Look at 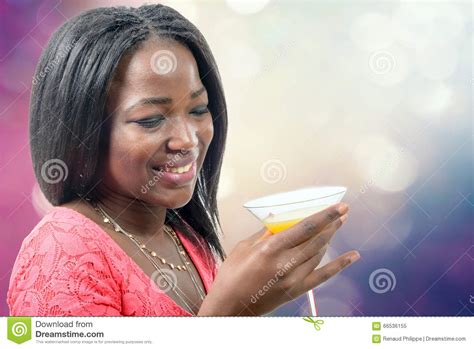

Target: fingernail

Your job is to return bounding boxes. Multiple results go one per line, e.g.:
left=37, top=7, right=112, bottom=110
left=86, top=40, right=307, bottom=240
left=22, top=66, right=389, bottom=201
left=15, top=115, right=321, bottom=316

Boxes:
left=337, top=203, right=349, bottom=215
left=349, top=252, right=360, bottom=263
left=340, top=214, right=348, bottom=223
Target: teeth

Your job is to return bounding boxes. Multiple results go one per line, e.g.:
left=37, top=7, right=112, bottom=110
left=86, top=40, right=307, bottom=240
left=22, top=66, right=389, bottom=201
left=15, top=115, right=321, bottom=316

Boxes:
left=161, top=162, right=193, bottom=174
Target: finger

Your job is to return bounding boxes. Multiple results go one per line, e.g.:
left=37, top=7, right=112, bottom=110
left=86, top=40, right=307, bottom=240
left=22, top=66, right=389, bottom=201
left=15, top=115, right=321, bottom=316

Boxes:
left=302, top=250, right=360, bottom=291
left=273, top=203, right=349, bottom=250
left=292, top=243, right=329, bottom=280
left=294, top=214, right=347, bottom=264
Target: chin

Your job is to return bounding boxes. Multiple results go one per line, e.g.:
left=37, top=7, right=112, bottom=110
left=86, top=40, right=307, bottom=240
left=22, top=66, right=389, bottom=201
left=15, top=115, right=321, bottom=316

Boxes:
left=141, top=185, right=196, bottom=209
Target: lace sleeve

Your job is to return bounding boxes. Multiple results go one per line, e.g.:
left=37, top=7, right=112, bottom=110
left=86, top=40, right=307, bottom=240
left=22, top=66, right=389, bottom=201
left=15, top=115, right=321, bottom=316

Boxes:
left=8, top=220, right=122, bottom=316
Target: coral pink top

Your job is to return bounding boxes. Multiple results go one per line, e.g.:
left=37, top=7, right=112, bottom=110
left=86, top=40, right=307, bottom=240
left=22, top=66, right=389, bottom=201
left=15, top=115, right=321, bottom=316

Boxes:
left=7, top=206, right=218, bottom=316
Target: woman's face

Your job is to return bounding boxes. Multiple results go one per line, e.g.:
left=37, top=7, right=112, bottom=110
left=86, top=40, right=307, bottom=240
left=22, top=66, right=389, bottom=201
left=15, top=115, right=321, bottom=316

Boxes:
left=100, top=38, right=213, bottom=208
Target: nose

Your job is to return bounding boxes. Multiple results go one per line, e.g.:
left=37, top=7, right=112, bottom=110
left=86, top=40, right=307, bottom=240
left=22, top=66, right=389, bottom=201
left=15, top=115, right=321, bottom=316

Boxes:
left=166, top=116, right=199, bottom=151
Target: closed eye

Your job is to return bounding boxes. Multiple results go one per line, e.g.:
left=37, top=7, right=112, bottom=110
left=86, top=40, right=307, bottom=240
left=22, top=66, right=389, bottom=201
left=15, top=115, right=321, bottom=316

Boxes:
left=190, top=105, right=210, bottom=116
left=135, top=116, right=164, bottom=128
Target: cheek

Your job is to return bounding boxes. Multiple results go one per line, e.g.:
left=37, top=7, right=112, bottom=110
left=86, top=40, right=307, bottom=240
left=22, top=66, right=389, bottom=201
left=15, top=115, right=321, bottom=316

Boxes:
left=106, top=124, right=153, bottom=174
left=201, top=117, right=214, bottom=146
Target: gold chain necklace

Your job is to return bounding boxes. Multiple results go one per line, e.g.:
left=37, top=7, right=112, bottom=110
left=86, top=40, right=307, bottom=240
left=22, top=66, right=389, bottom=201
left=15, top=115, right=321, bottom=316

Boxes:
left=88, top=199, right=206, bottom=314
left=163, top=225, right=207, bottom=300
left=100, top=209, right=189, bottom=271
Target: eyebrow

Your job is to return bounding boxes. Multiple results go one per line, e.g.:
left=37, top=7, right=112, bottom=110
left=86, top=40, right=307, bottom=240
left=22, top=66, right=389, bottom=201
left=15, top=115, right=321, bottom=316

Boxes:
left=125, top=87, right=207, bottom=113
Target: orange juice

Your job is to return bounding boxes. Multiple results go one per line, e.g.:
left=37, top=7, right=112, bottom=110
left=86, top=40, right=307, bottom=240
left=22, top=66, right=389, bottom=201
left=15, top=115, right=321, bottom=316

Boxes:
left=262, top=205, right=330, bottom=234
left=263, top=216, right=304, bottom=233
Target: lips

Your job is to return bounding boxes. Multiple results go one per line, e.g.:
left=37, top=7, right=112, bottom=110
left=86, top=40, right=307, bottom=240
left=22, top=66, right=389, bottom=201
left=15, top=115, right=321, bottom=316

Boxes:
left=152, top=155, right=198, bottom=171
left=151, top=160, right=197, bottom=186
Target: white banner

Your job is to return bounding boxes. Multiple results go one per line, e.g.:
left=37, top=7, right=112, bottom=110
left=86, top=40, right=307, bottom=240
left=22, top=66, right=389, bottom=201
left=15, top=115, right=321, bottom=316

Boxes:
left=2, top=316, right=472, bottom=348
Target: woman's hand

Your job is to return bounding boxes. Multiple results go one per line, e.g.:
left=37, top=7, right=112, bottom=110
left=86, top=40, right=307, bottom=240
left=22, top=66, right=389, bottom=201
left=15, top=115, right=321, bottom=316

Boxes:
left=198, top=202, right=360, bottom=316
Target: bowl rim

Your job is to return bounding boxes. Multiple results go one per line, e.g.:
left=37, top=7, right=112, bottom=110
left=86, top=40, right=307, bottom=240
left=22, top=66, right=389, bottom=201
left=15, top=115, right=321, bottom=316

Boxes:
left=243, top=186, right=347, bottom=209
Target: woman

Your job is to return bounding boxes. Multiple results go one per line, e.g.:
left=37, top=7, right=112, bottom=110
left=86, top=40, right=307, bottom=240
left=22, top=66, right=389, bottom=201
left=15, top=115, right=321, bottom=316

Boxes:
left=8, top=4, right=359, bottom=316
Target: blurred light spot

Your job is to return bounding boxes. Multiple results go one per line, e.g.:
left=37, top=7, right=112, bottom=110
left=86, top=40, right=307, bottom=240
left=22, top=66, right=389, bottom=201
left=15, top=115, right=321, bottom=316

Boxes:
left=409, top=82, right=454, bottom=117
left=341, top=214, right=413, bottom=252
left=356, top=82, right=404, bottom=116
left=391, top=4, right=435, bottom=48
left=162, top=0, right=198, bottom=23
left=391, top=3, right=466, bottom=49
left=226, top=0, right=271, bottom=15
left=355, top=136, right=418, bottom=192
left=223, top=42, right=261, bottom=79
left=350, top=13, right=394, bottom=50
left=416, top=43, right=458, bottom=81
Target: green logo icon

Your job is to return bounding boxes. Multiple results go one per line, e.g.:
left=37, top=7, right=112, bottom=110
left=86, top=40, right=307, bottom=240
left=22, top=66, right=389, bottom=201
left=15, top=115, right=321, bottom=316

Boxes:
left=302, top=317, right=324, bottom=331
left=7, top=317, right=32, bottom=344
left=372, top=322, right=381, bottom=330
left=372, top=334, right=381, bottom=344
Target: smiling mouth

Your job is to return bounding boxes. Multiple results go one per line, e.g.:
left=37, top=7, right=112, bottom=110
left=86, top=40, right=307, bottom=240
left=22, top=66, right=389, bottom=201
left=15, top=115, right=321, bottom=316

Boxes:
left=152, top=162, right=194, bottom=174
left=153, top=162, right=193, bottom=173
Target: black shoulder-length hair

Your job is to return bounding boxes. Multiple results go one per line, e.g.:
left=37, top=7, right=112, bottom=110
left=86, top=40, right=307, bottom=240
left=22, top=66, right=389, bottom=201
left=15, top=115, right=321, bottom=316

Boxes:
left=29, top=4, right=227, bottom=260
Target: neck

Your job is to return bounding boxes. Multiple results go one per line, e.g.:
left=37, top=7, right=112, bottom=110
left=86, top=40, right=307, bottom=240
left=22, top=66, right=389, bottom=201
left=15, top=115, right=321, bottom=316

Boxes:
left=92, top=188, right=167, bottom=239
